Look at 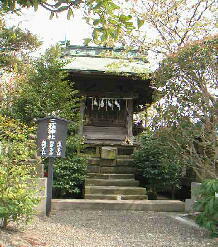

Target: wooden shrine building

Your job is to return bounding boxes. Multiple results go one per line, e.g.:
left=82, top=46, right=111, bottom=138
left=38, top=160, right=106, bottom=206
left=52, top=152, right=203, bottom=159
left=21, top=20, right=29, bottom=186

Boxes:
left=64, top=46, right=153, bottom=146
left=63, top=45, right=154, bottom=200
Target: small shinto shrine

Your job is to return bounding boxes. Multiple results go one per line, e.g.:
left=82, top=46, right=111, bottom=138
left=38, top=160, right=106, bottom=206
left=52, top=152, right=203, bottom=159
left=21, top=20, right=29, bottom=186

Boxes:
left=64, top=46, right=154, bottom=200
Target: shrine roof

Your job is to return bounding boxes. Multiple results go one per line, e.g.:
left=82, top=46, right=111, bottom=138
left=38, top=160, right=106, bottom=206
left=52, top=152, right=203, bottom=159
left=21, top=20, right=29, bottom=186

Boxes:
left=62, top=45, right=149, bottom=75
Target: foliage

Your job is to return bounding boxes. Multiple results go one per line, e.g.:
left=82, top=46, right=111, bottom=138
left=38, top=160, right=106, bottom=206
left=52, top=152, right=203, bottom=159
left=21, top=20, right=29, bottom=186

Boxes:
left=128, top=0, right=216, bottom=55
left=148, top=35, right=217, bottom=181
left=9, top=45, right=80, bottom=127
left=52, top=132, right=87, bottom=198
left=0, top=0, right=82, bottom=13
left=133, top=131, right=183, bottom=198
left=53, top=154, right=87, bottom=198
left=0, top=15, right=41, bottom=72
left=84, top=0, right=134, bottom=46
left=0, top=114, right=36, bottom=157
left=1, top=0, right=135, bottom=46
left=194, top=179, right=218, bottom=237
left=0, top=23, right=84, bottom=198
left=2, top=0, right=216, bottom=50
left=0, top=14, right=41, bottom=115
left=0, top=115, right=39, bottom=228
left=0, top=162, right=39, bottom=228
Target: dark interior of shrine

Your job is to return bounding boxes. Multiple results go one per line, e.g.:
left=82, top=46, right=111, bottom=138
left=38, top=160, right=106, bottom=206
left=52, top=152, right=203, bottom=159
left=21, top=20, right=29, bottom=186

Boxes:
left=68, top=71, right=154, bottom=144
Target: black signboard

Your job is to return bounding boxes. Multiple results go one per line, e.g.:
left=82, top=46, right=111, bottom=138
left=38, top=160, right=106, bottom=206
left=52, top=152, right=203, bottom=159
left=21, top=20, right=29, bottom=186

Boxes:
left=36, top=116, right=69, bottom=216
left=36, top=117, right=68, bottom=158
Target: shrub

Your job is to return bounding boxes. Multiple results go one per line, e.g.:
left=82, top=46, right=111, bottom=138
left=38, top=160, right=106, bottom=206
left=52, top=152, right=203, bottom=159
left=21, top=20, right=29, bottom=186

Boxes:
left=0, top=162, right=39, bottom=228
left=133, top=131, right=182, bottom=199
left=53, top=154, right=87, bottom=198
left=0, top=115, right=40, bottom=228
left=194, top=179, right=218, bottom=237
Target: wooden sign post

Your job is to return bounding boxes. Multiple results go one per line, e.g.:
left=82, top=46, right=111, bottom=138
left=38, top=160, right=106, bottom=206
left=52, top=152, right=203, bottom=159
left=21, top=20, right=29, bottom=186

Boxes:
left=36, top=117, right=69, bottom=216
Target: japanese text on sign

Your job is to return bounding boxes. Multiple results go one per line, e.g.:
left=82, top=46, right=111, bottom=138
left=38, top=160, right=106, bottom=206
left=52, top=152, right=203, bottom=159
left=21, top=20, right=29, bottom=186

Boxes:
left=37, top=117, right=68, bottom=158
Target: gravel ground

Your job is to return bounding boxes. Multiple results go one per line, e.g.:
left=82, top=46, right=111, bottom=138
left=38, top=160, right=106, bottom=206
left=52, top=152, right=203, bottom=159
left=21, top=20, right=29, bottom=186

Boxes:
left=0, top=210, right=217, bottom=247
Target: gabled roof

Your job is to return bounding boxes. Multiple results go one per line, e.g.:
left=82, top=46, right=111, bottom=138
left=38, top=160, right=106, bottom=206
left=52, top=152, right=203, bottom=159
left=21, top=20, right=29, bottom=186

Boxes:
left=62, top=45, right=149, bottom=75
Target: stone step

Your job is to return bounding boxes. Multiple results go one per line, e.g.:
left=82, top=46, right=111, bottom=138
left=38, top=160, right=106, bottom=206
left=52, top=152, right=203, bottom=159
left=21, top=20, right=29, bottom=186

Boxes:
left=87, top=166, right=136, bottom=174
left=117, top=155, right=133, bottom=159
left=85, top=186, right=146, bottom=195
left=88, top=158, right=101, bottom=165
left=85, top=179, right=139, bottom=187
left=87, top=173, right=135, bottom=179
left=116, top=159, right=134, bottom=166
left=85, top=194, right=120, bottom=200
left=121, top=195, right=148, bottom=200
left=52, top=199, right=185, bottom=212
left=85, top=194, right=148, bottom=200
left=88, top=158, right=134, bottom=167
left=100, top=166, right=136, bottom=174
left=87, top=165, right=100, bottom=173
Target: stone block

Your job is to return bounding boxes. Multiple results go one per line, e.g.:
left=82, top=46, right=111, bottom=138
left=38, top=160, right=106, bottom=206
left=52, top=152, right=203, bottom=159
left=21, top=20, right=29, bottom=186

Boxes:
left=88, top=158, right=101, bottom=165
left=36, top=178, right=47, bottom=216
left=36, top=197, right=46, bottom=216
left=116, top=159, right=133, bottom=166
left=101, top=147, right=117, bottom=159
left=185, top=199, right=195, bottom=212
left=191, top=182, right=201, bottom=200
left=51, top=199, right=185, bottom=212
left=87, top=165, right=100, bottom=173
left=96, top=147, right=101, bottom=157
left=185, top=182, right=202, bottom=213
left=100, top=159, right=116, bottom=166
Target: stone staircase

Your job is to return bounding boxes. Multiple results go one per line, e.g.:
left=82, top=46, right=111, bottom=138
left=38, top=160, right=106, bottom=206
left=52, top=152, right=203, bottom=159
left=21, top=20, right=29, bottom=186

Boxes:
left=85, top=173, right=147, bottom=200
left=51, top=146, right=185, bottom=212
left=84, top=146, right=147, bottom=200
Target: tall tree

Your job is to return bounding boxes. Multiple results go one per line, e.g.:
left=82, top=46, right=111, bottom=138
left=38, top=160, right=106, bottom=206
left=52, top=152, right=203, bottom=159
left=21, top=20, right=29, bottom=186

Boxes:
left=0, top=14, right=41, bottom=112
left=149, top=35, right=217, bottom=180
left=9, top=46, right=80, bottom=126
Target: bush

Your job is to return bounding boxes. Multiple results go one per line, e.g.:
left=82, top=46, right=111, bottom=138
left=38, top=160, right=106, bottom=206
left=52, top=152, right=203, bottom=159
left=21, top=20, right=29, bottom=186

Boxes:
left=194, top=179, right=218, bottom=237
left=53, top=154, right=87, bottom=198
left=133, top=132, right=182, bottom=199
left=0, top=163, right=39, bottom=228
left=0, top=115, right=40, bottom=228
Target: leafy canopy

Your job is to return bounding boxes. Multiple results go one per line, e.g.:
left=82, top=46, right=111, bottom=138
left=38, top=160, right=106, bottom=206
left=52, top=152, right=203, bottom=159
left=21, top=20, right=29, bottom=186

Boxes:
left=9, top=45, right=80, bottom=126
left=149, top=35, right=217, bottom=180
left=1, top=0, right=136, bottom=45
left=0, top=15, right=41, bottom=72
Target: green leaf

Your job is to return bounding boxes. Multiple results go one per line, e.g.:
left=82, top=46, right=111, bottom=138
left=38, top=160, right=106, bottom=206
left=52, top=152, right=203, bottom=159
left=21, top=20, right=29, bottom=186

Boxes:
left=93, top=19, right=101, bottom=26
left=33, top=0, right=39, bottom=11
left=58, top=6, right=69, bottom=12
left=101, top=30, right=108, bottom=42
left=119, top=14, right=132, bottom=22
left=108, top=1, right=120, bottom=11
left=83, top=38, right=92, bottom=46
left=67, top=8, right=74, bottom=20
left=137, top=18, right=145, bottom=29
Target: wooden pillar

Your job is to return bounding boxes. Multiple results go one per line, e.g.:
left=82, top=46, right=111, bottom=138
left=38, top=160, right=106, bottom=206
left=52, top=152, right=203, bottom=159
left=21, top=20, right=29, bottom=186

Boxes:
left=126, top=99, right=133, bottom=138
left=78, top=99, right=85, bottom=136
